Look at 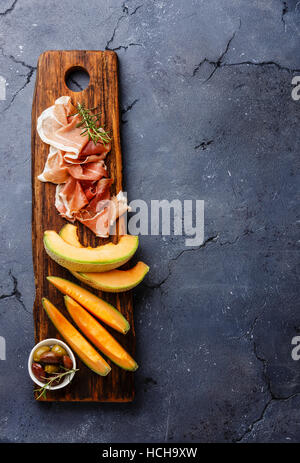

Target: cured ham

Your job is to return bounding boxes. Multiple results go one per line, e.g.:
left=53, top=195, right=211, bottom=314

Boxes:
left=38, top=147, right=70, bottom=184
left=75, top=190, right=128, bottom=237
left=80, top=139, right=111, bottom=157
left=67, top=161, right=107, bottom=181
left=37, top=96, right=88, bottom=157
left=37, top=96, right=128, bottom=237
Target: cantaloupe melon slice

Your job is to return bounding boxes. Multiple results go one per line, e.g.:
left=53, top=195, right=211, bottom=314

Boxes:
left=42, top=298, right=111, bottom=376
left=71, top=262, right=149, bottom=293
left=59, top=224, right=83, bottom=248
left=44, top=230, right=138, bottom=272
left=58, top=226, right=149, bottom=292
left=65, top=296, right=138, bottom=371
left=47, top=276, right=130, bottom=334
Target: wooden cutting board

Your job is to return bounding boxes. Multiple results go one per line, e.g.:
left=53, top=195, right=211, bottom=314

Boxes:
left=31, top=50, right=135, bottom=401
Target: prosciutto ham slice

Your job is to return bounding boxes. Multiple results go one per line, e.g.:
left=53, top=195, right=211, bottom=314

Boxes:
left=75, top=188, right=128, bottom=237
left=37, top=96, right=88, bottom=157
left=38, top=146, right=70, bottom=184
left=55, top=178, right=116, bottom=237
left=67, top=161, right=107, bottom=181
left=37, top=96, right=128, bottom=237
left=38, top=147, right=109, bottom=184
left=55, top=177, right=89, bottom=218
left=80, top=139, right=111, bottom=157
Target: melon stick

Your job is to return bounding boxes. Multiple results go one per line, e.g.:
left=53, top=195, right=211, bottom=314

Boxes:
left=42, top=298, right=111, bottom=376
left=65, top=296, right=138, bottom=371
left=47, top=276, right=130, bottom=334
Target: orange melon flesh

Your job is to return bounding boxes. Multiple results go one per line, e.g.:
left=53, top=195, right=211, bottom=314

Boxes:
left=44, top=230, right=139, bottom=272
left=58, top=226, right=149, bottom=293
left=47, top=276, right=130, bottom=334
left=65, top=296, right=138, bottom=371
left=42, top=298, right=111, bottom=376
left=72, top=262, right=150, bottom=293
left=59, top=224, right=83, bottom=248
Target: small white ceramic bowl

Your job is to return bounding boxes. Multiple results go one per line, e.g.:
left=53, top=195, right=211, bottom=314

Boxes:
left=28, top=338, right=76, bottom=391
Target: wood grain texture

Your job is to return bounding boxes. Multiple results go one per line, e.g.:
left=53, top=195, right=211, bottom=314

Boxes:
left=32, top=50, right=135, bottom=402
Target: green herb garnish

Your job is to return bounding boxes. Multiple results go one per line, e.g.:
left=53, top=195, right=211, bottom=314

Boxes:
left=34, top=367, right=79, bottom=400
left=74, top=103, right=111, bottom=146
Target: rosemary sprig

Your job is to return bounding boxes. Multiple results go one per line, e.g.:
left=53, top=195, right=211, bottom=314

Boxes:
left=74, top=103, right=111, bottom=146
left=34, top=367, right=79, bottom=400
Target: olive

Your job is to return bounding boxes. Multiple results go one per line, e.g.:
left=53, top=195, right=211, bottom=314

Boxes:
left=33, top=345, right=50, bottom=362
left=51, top=344, right=67, bottom=357
left=44, top=364, right=60, bottom=374
left=32, top=362, right=46, bottom=382
left=39, top=351, right=61, bottom=364
left=62, top=355, right=73, bottom=370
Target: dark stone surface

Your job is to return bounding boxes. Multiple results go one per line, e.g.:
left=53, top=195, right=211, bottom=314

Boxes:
left=0, top=0, right=299, bottom=443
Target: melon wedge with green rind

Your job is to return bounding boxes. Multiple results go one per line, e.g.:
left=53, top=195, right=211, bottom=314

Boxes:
left=65, top=296, right=138, bottom=371
left=71, top=262, right=150, bottom=293
left=47, top=276, right=130, bottom=334
left=42, top=298, right=111, bottom=376
left=43, top=230, right=139, bottom=272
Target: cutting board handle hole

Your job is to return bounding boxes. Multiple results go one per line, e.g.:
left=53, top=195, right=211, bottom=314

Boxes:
left=65, top=66, right=90, bottom=92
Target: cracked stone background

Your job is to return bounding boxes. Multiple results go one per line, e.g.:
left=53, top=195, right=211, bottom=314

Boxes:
left=0, top=0, right=299, bottom=443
